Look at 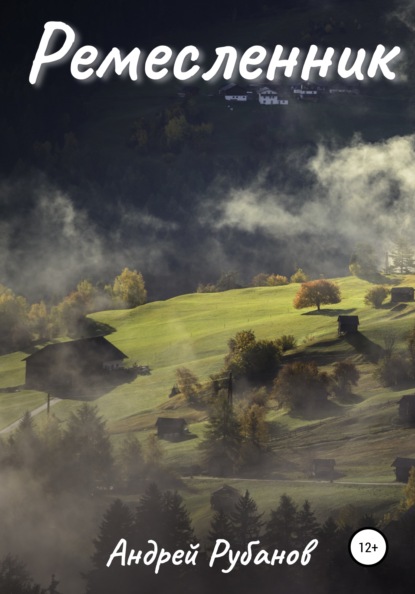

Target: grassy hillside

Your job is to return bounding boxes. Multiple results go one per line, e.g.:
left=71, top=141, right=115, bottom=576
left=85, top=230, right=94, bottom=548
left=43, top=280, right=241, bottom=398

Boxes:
left=2, top=274, right=415, bottom=520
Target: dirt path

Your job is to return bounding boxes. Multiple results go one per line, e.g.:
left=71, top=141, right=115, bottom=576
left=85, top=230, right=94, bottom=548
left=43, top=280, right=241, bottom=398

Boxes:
left=0, top=397, right=60, bottom=434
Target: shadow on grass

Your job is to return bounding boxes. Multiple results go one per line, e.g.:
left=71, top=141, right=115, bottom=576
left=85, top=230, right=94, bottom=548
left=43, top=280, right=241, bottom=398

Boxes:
left=289, top=399, right=343, bottom=421
left=82, top=318, right=117, bottom=337
left=301, top=308, right=356, bottom=317
left=284, top=338, right=352, bottom=366
left=159, top=433, right=198, bottom=443
left=32, top=368, right=140, bottom=401
left=344, top=333, right=384, bottom=363
left=335, top=391, right=363, bottom=405
left=0, top=385, right=25, bottom=394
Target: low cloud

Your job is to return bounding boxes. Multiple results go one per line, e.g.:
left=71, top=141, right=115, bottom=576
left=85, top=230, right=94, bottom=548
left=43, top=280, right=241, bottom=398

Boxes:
left=202, top=134, right=415, bottom=266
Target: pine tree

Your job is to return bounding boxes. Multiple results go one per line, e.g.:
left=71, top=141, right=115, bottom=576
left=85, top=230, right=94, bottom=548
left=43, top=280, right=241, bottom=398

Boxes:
left=230, top=491, right=263, bottom=549
left=402, top=466, right=415, bottom=511
left=318, top=517, right=340, bottom=554
left=207, top=510, right=234, bottom=551
left=91, top=499, right=134, bottom=568
left=134, top=482, right=165, bottom=545
left=297, top=500, right=320, bottom=548
left=200, top=393, right=242, bottom=475
left=118, top=434, right=144, bottom=489
left=162, top=490, right=196, bottom=550
left=9, top=411, right=40, bottom=470
left=62, top=403, right=114, bottom=492
left=391, top=238, right=415, bottom=274
left=86, top=499, right=134, bottom=594
left=264, top=494, right=298, bottom=550
left=0, top=554, right=45, bottom=594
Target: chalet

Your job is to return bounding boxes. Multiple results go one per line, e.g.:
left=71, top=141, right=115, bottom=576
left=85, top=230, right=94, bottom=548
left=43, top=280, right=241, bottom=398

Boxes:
left=222, top=84, right=249, bottom=101
left=258, top=87, right=289, bottom=105
left=156, top=417, right=188, bottom=440
left=210, top=484, right=241, bottom=512
left=391, top=287, right=414, bottom=303
left=392, top=457, right=415, bottom=482
left=337, top=315, right=359, bottom=336
left=24, top=336, right=128, bottom=391
left=329, top=85, right=359, bottom=95
left=399, top=395, right=415, bottom=424
left=312, top=458, right=336, bottom=478
left=291, top=83, right=318, bottom=96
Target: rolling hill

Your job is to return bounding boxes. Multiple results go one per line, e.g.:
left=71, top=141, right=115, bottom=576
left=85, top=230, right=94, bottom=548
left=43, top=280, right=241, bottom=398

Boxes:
left=1, top=274, right=415, bottom=523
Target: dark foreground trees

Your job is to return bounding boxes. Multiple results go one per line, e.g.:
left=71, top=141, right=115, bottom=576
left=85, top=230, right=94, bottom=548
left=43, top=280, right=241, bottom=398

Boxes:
left=85, top=485, right=196, bottom=594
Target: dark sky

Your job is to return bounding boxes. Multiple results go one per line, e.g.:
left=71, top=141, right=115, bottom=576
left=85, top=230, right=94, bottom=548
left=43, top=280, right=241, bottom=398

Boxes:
left=1, top=0, right=414, bottom=300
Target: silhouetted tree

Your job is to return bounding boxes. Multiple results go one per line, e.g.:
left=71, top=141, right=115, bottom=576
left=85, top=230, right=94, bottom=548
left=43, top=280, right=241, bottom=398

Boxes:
left=230, top=490, right=263, bottom=549
left=297, top=500, right=320, bottom=548
left=118, top=434, right=144, bottom=490
left=207, top=510, right=234, bottom=550
left=200, top=393, right=242, bottom=475
left=265, top=494, right=298, bottom=550
left=0, top=554, right=45, bottom=594
left=86, top=499, right=134, bottom=594
left=62, top=403, right=114, bottom=492
left=162, top=490, right=196, bottom=549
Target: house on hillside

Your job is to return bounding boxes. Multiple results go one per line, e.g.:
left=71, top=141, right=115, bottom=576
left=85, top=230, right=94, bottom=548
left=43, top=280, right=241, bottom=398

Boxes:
left=391, top=287, right=414, bottom=303
left=258, top=87, right=289, bottom=105
left=24, top=336, right=128, bottom=391
left=222, top=84, right=249, bottom=101
left=312, top=458, right=336, bottom=479
left=210, top=484, right=241, bottom=512
left=337, top=315, right=359, bottom=336
left=156, top=417, right=188, bottom=440
left=392, top=457, right=415, bottom=482
left=399, top=395, right=415, bottom=424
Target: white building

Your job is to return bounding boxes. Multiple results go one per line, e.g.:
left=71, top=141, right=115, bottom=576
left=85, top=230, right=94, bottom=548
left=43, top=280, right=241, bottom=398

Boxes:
left=258, top=88, right=289, bottom=105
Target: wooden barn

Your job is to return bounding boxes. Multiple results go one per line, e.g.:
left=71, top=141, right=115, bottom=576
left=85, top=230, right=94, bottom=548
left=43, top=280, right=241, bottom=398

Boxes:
left=312, top=458, right=336, bottom=478
left=24, top=336, right=128, bottom=391
left=391, top=287, right=414, bottom=303
left=210, top=485, right=241, bottom=512
left=337, top=315, right=359, bottom=336
left=399, top=395, right=415, bottom=424
left=156, top=417, right=188, bottom=440
left=392, top=457, right=415, bottom=482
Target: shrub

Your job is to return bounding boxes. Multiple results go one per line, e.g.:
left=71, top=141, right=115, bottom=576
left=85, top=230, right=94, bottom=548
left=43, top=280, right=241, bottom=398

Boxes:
left=273, top=361, right=330, bottom=412
left=332, top=361, right=360, bottom=397
left=374, top=354, right=410, bottom=387
left=364, top=286, right=389, bottom=308
left=290, top=268, right=308, bottom=283
left=251, top=273, right=269, bottom=287
left=267, top=274, right=289, bottom=286
left=275, top=334, right=297, bottom=352
left=225, top=330, right=281, bottom=385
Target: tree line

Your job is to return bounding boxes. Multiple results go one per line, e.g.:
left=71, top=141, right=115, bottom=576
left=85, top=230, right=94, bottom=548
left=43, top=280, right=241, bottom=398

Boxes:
left=0, top=268, right=146, bottom=352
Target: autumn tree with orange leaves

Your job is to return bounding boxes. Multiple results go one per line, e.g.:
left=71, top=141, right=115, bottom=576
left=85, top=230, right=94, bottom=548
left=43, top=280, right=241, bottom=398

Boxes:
left=293, top=279, right=341, bottom=311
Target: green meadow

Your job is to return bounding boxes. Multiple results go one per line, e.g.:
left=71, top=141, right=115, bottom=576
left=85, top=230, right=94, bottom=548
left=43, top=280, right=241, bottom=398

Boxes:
left=1, top=274, right=415, bottom=520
